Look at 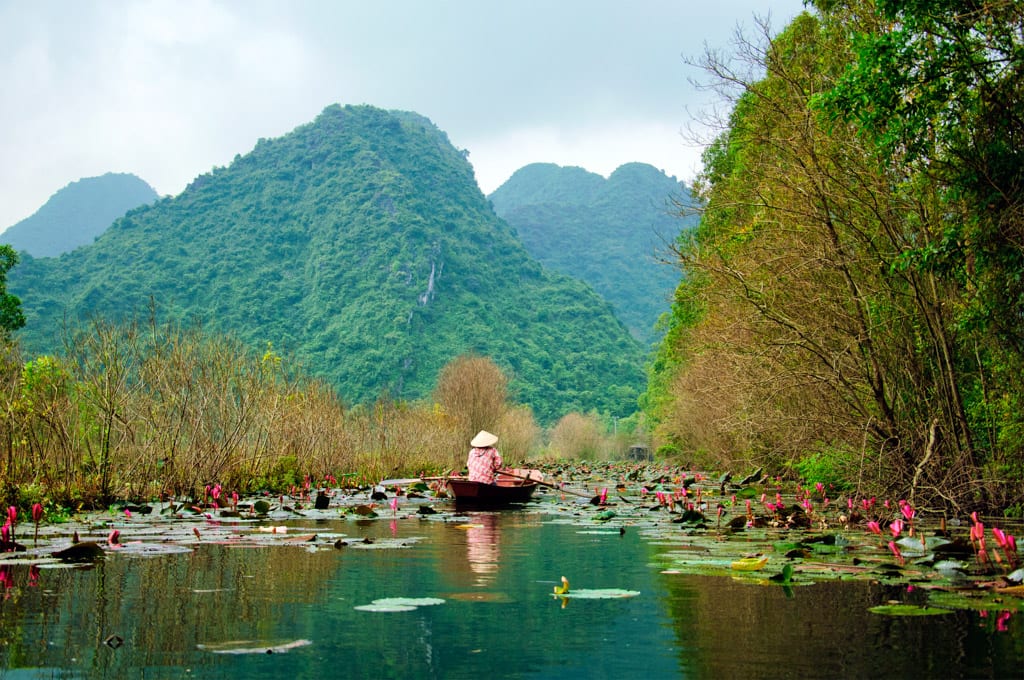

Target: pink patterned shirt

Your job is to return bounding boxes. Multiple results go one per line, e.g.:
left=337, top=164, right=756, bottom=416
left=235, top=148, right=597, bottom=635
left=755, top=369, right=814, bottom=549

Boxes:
left=467, top=447, right=503, bottom=483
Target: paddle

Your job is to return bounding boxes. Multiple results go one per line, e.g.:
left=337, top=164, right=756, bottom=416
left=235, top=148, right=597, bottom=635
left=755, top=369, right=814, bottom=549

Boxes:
left=496, top=470, right=595, bottom=500
left=378, top=476, right=449, bottom=487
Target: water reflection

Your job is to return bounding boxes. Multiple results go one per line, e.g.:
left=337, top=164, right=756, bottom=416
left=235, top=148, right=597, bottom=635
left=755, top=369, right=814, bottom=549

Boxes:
left=0, top=514, right=1021, bottom=679
left=464, top=513, right=500, bottom=586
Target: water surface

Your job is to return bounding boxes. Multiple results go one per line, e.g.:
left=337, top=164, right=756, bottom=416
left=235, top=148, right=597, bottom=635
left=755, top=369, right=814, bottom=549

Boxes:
left=0, top=509, right=1021, bottom=678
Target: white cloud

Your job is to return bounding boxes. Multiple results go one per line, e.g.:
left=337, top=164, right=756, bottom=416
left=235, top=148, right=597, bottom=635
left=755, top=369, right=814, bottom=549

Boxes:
left=0, top=0, right=807, bottom=229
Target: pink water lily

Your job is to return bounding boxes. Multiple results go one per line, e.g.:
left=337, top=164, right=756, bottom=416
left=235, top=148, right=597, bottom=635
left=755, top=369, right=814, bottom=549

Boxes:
left=889, top=519, right=904, bottom=538
left=32, top=503, right=44, bottom=546
left=887, top=541, right=904, bottom=564
left=898, top=500, right=915, bottom=521
left=992, top=526, right=1007, bottom=547
left=867, top=521, right=882, bottom=535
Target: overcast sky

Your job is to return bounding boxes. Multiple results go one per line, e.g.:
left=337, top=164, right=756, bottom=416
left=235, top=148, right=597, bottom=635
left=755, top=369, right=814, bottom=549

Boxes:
left=0, top=0, right=807, bottom=230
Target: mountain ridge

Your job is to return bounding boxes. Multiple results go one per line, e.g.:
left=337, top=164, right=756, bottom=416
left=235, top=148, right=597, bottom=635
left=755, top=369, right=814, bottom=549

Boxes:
left=1, top=173, right=158, bottom=257
left=10, top=104, right=645, bottom=422
left=489, top=161, right=694, bottom=345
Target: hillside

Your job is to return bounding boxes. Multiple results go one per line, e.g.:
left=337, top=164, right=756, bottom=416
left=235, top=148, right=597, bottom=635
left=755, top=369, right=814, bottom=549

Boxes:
left=489, top=162, right=695, bottom=346
left=1, top=173, right=158, bottom=257
left=10, top=105, right=645, bottom=423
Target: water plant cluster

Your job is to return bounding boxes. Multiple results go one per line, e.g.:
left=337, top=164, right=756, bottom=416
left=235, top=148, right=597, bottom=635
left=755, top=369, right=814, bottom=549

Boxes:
left=1, top=461, right=1021, bottom=629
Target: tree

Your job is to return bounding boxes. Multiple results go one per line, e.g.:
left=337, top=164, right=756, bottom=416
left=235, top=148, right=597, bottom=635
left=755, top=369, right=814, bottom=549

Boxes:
left=0, top=246, right=25, bottom=336
left=432, top=354, right=510, bottom=438
left=648, top=5, right=999, bottom=507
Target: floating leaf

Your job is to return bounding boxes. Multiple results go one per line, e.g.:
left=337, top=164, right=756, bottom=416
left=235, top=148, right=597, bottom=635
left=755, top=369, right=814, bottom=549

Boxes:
left=731, top=556, right=769, bottom=571
left=355, top=597, right=444, bottom=612
left=553, top=588, right=640, bottom=599
left=372, top=597, right=444, bottom=607
left=198, top=639, right=312, bottom=654
left=869, top=604, right=952, bottom=617
left=927, top=590, right=1024, bottom=612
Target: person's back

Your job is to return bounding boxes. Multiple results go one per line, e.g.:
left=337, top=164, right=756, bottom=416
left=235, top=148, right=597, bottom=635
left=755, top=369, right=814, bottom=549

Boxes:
left=466, top=430, right=503, bottom=483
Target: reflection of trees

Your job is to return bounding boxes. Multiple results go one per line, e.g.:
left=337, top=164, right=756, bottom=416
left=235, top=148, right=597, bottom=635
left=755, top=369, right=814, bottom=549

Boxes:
left=660, top=574, right=1020, bottom=678
left=0, top=544, right=341, bottom=675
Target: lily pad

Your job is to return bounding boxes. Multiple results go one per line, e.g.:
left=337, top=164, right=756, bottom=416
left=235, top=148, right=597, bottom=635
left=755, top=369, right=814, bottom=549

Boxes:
left=731, top=556, right=769, bottom=571
left=198, top=639, right=312, bottom=654
left=553, top=588, right=640, bottom=599
left=355, top=597, right=445, bottom=612
left=869, top=604, right=952, bottom=617
left=927, top=590, right=1024, bottom=612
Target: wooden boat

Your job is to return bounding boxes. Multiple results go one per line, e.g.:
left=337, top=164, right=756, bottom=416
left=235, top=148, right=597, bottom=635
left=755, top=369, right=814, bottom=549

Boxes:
left=447, top=471, right=540, bottom=507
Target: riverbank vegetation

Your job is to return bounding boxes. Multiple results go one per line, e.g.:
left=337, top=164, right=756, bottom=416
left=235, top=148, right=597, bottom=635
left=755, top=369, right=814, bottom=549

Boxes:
left=0, top=318, right=639, bottom=511
left=645, top=0, right=1024, bottom=514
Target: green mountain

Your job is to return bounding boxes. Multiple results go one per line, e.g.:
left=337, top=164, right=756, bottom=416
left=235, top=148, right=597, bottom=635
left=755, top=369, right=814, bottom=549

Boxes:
left=10, top=105, right=645, bottom=422
left=488, top=162, right=695, bottom=346
left=1, top=173, right=158, bottom=257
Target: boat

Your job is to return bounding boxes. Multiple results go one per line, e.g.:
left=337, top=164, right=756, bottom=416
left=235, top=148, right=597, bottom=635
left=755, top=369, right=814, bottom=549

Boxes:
left=447, top=470, right=541, bottom=507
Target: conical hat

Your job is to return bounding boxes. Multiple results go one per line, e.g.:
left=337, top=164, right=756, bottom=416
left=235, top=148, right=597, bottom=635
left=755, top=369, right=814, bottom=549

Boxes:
left=470, top=430, right=498, bottom=447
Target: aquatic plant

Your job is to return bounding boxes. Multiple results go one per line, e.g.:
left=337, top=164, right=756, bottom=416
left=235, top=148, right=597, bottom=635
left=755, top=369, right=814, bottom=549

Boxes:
left=31, top=502, right=42, bottom=545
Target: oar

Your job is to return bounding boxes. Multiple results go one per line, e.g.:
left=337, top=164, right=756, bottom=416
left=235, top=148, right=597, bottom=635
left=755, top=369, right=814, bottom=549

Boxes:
left=378, top=476, right=449, bottom=487
left=497, top=470, right=595, bottom=500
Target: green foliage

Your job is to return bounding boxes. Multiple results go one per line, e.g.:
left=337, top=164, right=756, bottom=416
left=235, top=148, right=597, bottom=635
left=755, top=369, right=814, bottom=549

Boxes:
left=788, top=447, right=856, bottom=491
left=644, top=2, right=1024, bottom=509
left=0, top=245, right=25, bottom=336
left=9, top=105, right=645, bottom=424
left=253, top=455, right=302, bottom=492
left=490, top=162, right=695, bottom=347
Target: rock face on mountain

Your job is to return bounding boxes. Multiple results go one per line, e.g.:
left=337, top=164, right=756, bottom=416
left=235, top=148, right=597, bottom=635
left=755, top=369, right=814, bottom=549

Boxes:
left=1, top=173, right=158, bottom=257
left=489, top=162, right=696, bottom=346
left=10, top=105, right=644, bottom=422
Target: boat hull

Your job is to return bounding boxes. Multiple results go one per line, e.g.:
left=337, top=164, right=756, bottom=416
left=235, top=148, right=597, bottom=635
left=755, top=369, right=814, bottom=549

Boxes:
left=447, top=478, right=538, bottom=507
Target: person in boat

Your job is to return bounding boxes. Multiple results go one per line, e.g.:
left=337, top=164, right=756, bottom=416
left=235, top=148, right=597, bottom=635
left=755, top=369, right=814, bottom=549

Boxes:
left=466, top=430, right=503, bottom=484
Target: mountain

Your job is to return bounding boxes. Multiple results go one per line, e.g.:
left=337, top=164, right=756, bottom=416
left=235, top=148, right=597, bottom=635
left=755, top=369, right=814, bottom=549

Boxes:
left=488, top=162, right=695, bottom=346
left=9, top=105, right=645, bottom=423
left=1, top=173, right=158, bottom=257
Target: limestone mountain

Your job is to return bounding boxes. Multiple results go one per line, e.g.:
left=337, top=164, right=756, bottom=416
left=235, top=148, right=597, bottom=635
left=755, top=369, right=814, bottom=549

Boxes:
left=10, top=105, right=644, bottom=422
left=489, top=162, right=695, bottom=346
left=1, top=173, right=158, bottom=257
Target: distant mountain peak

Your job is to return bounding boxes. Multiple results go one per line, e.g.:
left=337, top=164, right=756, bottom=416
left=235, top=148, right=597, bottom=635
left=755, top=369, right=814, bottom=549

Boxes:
left=489, top=162, right=694, bottom=346
left=2, top=173, right=158, bottom=258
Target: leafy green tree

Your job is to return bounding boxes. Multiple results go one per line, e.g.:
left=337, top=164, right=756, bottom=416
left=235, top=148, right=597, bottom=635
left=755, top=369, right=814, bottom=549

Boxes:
left=820, top=0, right=1024, bottom=352
left=646, top=4, right=1019, bottom=508
left=0, top=245, right=25, bottom=336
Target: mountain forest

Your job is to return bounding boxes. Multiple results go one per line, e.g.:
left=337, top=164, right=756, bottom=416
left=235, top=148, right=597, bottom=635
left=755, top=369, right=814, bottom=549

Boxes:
left=489, top=162, right=693, bottom=347
left=9, top=105, right=644, bottom=425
